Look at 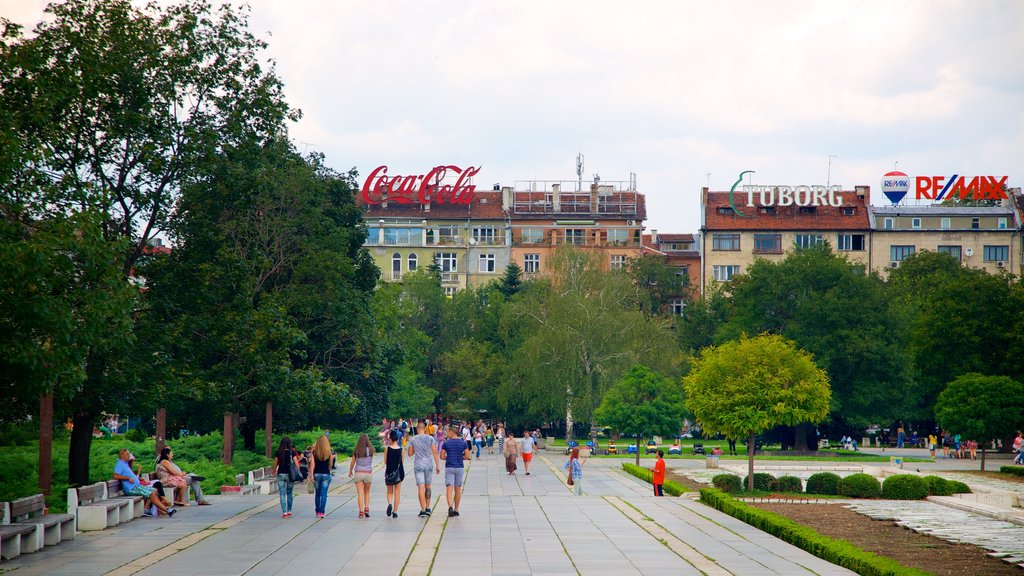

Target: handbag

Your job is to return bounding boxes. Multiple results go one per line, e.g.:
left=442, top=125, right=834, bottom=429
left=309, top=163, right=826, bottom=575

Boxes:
left=307, top=480, right=315, bottom=494
left=287, top=456, right=304, bottom=483
left=567, top=460, right=575, bottom=485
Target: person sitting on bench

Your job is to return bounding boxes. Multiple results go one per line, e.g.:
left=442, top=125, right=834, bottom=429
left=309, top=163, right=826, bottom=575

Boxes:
left=156, top=447, right=210, bottom=506
left=114, top=448, right=175, bottom=517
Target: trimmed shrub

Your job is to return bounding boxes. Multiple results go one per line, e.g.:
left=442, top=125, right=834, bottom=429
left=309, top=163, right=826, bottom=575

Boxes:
left=712, top=474, right=742, bottom=493
left=805, top=472, right=841, bottom=495
left=882, top=474, right=929, bottom=500
left=1000, top=466, right=1024, bottom=478
left=700, top=488, right=931, bottom=576
left=948, top=480, right=971, bottom=494
left=621, top=463, right=688, bottom=496
left=743, top=472, right=777, bottom=491
left=838, top=473, right=881, bottom=498
left=923, top=475, right=952, bottom=496
left=775, top=475, right=803, bottom=493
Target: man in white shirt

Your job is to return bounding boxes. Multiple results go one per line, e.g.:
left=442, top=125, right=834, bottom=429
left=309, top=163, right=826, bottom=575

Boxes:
left=520, top=431, right=535, bottom=475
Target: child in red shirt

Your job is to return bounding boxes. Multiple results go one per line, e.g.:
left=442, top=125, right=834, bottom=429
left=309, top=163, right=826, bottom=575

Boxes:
left=651, top=450, right=666, bottom=496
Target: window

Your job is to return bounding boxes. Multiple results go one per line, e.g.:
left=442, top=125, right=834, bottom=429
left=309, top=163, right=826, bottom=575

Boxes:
left=937, top=245, right=961, bottom=262
left=941, top=217, right=951, bottom=230
left=610, top=254, right=626, bottom=270
left=799, top=206, right=817, bottom=214
left=753, top=234, right=782, bottom=254
left=383, top=227, right=419, bottom=245
left=366, top=227, right=381, bottom=244
left=983, top=245, right=1009, bottom=262
left=884, top=218, right=894, bottom=229
left=999, top=217, right=1008, bottom=229
left=842, top=207, right=856, bottom=216
left=434, top=252, right=458, bottom=272
left=668, top=299, right=686, bottom=316
left=407, top=253, right=418, bottom=271
left=712, top=234, right=740, bottom=251
left=674, top=265, right=689, bottom=278
left=391, top=253, right=402, bottom=281
left=716, top=207, right=733, bottom=215
left=437, top=225, right=460, bottom=244
left=890, top=245, right=915, bottom=262
left=971, top=218, right=980, bottom=229
left=472, top=227, right=498, bottom=245
left=758, top=206, right=776, bottom=215
left=795, top=234, right=824, bottom=249
left=443, top=286, right=457, bottom=297
left=563, top=229, right=585, bottom=245
left=712, top=265, right=740, bottom=282
left=911, top=218, right=921, bottom=229
left=523, top=254, right=540, bottom=273
left=478, top=253, right=496, bottom=272
left=849, top=265, right=866, bottom=276
left=607, top=229, right=629, bottom=246
left=837, top=234, right=865, bottom=251
left=520, top=228, right=544, bottom=244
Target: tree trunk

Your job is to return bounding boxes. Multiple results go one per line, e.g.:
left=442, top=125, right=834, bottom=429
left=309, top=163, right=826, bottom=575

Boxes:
left=636, top=432, right=641, bottom=467
left=221, top=412, right=234, bottom=465
left=155, top=408, right=166, bottom=455
left=565, top=392, right=574, bottom=442
left=794, top=423, right=811, bottom=451
left=241, top=415, right=257, bottom=451
left=69, top=409, right=97, bottom=486
left=265, top=402, right=273, bottom=458
left=747, top=432, right=756, bottom=491
left=39, top=393, right=54, bottom=495
left=981, top=446, right=986, bottom=472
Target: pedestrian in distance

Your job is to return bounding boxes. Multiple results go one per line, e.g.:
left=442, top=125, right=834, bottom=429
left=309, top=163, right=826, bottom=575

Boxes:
left=496, top=426, right=505, bottom=455
left=310, top=435, right=333, bottom=518
left=473, top=430, right=484, bottom=459
left=486, top=427, right=495, bottom=455
left=928, top=432, right=937, bottom=460
left=274, top=437, right=301, bottom=518
left=441, top=427, right=471, bottom=517
left=896, top=421, right=905, bottom=448
left=564, top=447, right=586, bottom=495
left=384, top=430, right=405, bottom=518
left=504, top=430, right=518, bottom=474
left=1013, top=432, right=1023, bottom=465
left=348, top=433, right=374, bottom=517
left=651, top=449, right=666, bottom=496
left=408, top=421, right=441, bottom=517
left=520, top=429, right=536, bottom=475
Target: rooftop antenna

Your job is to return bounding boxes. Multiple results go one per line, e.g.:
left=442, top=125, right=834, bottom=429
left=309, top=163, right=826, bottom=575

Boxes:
left=706, top=172, right=711, bottom=188
left=629, top=171, right=637, bottom=191
left=576, top=153, right=584, bottom=192
left=826, top=155, right=837, bottom=189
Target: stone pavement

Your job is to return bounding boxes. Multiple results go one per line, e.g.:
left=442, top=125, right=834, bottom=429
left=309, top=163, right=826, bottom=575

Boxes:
left=2, top=452, right=855, bottom=576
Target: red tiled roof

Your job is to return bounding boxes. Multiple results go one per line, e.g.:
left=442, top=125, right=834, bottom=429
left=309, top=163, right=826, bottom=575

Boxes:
left=703, top=191, right=870, bottom=231
left=655, top=233, right=694, bottom=242
left=360, top=190, right=506, bottom=220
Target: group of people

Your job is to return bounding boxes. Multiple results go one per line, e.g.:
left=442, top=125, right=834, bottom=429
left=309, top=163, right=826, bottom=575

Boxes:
left=111, top=445, right=210, bottom=518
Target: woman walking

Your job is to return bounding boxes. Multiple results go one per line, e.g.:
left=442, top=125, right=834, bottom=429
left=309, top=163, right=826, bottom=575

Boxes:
left=473, top=430, right=484, bottom=459
left=384, top=430, right=405, bottom=518
left=564, top=447, right=586, bottom=496
left=348, top=433, right=374, bottom=517
left=310, top=435, right=333, bottom=518
left=505, top=431, right=518, bottom=475
left=497, top=427, right=505, bottom=455
left=274, top=437, right=300, bottom=518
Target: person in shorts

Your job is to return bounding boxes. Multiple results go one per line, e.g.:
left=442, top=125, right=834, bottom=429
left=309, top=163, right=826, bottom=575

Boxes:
left=440, top=428, right=470, bottom=517
left=114, top=448, right=174, bottom=517
left=408, top=421, right=440, bottom=517
left=520, top=430, right=536, bottom=475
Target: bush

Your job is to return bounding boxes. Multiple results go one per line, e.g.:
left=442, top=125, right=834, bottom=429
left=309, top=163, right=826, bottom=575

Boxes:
left=124, top=428, right=149, bottom=443
left=882, top=474, right=929, bottom=500
left=923, top=475, right=952, bottom=496
left=743, top=472, right=777, bottom=491
left=948, top=480, right=971, bottom=494
left=775, top=475, right=803, bottom=493
left=621, top=463, right=688, bottom=495
left=700, top=488, right=931, bottom=576
left=712, top=474, right=742, bottom=493
left=838, top=473, right=881, bottom=498
left=1000, top=466, right=1024, bottom=478
left=805, top=472, right=841, bottom=495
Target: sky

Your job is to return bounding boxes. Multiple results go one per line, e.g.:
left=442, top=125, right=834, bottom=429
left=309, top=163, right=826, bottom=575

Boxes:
left=2, top=0, right=1022, bottom=233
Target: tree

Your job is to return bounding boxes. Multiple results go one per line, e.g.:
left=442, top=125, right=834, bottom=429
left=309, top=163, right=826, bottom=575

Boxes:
left=935, top=373, right=1024, bottom=471
left=388, top=365, right=437, bottom=420
left=627, top=254, right=687, bottom=316
left=684, top=334, right=831, bottom=490
left=496, top=263, right=523, bottom=299
left=0, top=0, right=299, bottom=484
left=594, top=365, right=687, bottom=466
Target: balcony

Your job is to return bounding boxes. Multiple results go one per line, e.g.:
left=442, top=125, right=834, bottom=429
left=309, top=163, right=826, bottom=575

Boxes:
left=391, top=270, right=402, bottom=281
left=440, top=272, right=460, bottom=284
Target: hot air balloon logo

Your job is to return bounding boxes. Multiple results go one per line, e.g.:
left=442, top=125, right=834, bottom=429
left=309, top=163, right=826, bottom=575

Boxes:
left=882, top=171, right=910, bottom=204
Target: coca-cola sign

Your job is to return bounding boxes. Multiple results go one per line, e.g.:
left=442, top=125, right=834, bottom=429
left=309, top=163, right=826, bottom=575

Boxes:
left=361, top=165, right=481, bottom=205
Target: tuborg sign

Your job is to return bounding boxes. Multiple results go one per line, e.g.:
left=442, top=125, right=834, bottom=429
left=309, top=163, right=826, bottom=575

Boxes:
left=728, top=170, right=842, bottom=217
left=361, top=165, right=481, bottom=205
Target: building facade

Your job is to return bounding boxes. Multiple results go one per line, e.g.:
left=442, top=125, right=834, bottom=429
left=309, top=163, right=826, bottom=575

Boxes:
left=641, top=232, right=702, bottom=313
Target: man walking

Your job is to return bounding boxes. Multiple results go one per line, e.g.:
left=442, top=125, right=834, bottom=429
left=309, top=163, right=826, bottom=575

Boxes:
left=440, top=428, right=471, bottom=517
left=521, top=429, right=536, bottom=475
left=408, top=421, right=441, bottom=517
left=651, top=449, right=666, bottom=496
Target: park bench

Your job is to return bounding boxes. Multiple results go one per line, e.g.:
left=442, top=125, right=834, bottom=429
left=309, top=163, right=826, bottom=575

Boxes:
left=67, top=482, right=130, bottom=531
left=106, top=479, right=146, bottom=518
left=3, top=494, right=75, bottom=553
left=248, top=466, right=278, bottom=495
left=221, top=473, right=258, bottom=495
left=144, top=472, right=191, bottom=504
left=0, top=521, right=38, bottom=560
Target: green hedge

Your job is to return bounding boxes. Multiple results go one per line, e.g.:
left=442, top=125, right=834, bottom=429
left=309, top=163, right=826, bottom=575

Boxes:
left=1000, top=466, right=1024, bottom=477
left=775, top=475, right=803, bottom=493
left=621, top=463, right=688, bottom=495
left=743, top=472, right=778, bottom=491
left=881, top=475, right=929, bottom=500
left=806, top=472, right=841, bottom=495
left=712, top=473, right=742, bottom=493
left=921, top=475, right=971, bottom=496
left=839, top=473, right=882, bottom=498
left=700, top=488, right=931, bottom=576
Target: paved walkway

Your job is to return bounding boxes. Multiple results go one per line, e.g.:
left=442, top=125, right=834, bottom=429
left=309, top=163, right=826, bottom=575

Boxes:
left=3, top=452, right=854, bottom=575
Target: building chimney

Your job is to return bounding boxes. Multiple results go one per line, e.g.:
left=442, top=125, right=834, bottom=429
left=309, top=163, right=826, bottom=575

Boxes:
left=502, top=186, right=512, bottom=211
left=590, top=183, right=599, bottom=213
left=650, top=229, right=658, bottom=244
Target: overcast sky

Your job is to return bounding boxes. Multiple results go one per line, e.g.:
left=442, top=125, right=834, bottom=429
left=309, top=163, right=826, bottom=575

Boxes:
left=3, top=1, right=1022, bottom=233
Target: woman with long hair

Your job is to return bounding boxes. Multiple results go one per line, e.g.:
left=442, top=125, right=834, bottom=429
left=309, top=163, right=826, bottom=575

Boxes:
left=348, top=433, right=375, bottom=517
left=311, top=435, right=333, bottom=518
left=384, top=429, right=405, bottom=518
left=564, top=447, right=585, bottom=496
left=274, top=437, right=300, bottom=518
left=156, top=446, right=209, bottom=506
left=504, top=430, right=518, bottom=475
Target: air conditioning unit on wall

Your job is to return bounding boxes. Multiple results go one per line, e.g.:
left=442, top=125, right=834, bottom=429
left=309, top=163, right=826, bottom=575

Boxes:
left=997, top=261, right=1005, bottom=268
left=626, top=220, right=636, bottom=226
left=889, top=261, right=900, bottom=269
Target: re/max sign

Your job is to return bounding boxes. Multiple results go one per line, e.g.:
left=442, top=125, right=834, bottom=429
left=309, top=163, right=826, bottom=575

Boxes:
left=916, top=175, right=1008, bottom=201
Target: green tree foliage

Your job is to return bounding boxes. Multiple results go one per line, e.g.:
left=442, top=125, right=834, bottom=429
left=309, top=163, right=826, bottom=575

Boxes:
left=935, top=373, right=1024, bottom=470
left=500, top=248, right=682, bottom=438
left=684, top=333, right=830, bottom=490
left=627, top=254, right=687, bottom=315
left=717, top=244, right=912, bottom=431
left=388, top=365, right=436, bottom=420
left=496, top=263, right=523, bottom=299
left=594, top=365, right=687, bottom=465
left=676, top=284, right=731, bottom=353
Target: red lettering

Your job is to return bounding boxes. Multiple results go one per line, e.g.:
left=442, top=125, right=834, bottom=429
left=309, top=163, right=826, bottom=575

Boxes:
left=361, top=165, right=480, bottom=205
left=915, top=176, right=934, bottom=199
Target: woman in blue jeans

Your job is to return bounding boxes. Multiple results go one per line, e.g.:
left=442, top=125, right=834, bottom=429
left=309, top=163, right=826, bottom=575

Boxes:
left=273, top=437, right=300, bottom=518
left=310, top=435, right=333, bottom=518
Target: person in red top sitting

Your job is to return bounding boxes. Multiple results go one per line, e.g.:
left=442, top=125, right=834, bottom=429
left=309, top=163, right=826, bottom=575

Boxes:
left=651, top=449, right=666, bottom=496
